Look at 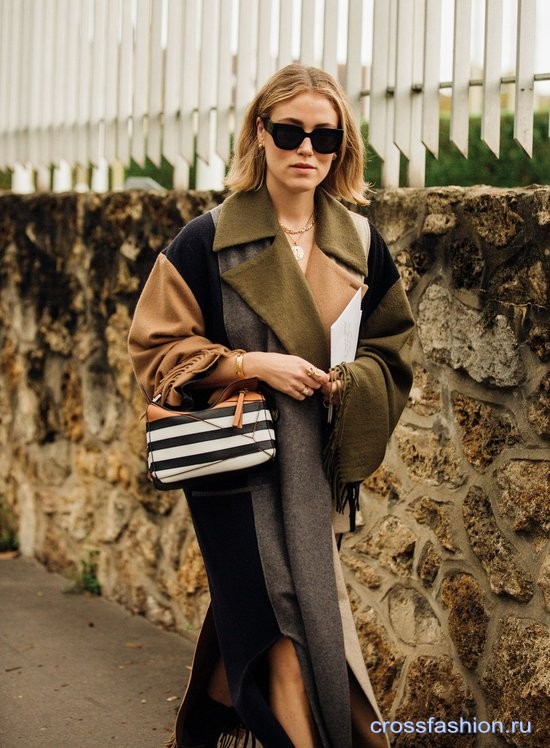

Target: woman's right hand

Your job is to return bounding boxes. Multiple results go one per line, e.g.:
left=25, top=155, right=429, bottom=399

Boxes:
left=244, top=351, right=329, bottom=401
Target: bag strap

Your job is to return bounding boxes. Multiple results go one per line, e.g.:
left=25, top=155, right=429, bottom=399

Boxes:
left=210, top=203, right=222, bottom=228
left=349, top=210, right=371, bottom=268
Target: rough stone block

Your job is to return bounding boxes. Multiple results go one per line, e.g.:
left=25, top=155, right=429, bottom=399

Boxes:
left=394, top=248, right=419, bottom=292
left=463, top=191, right=523, bottom=247
left=488, top=254, right=549, bottom=309
left=527, top=320, right=550, bottom=361
left=439, top=574, right=489, bottom=669
left=448, top=238, right=485, bottom=290
left=396, top=424, right=465, bottom=487
left=363, top=465, right=403, bottom=504
left=533, top=188, right=550, bottom=225
left=341, top=552, right=382, bottom=589
left=354, top=516, right=417, bottom=575
left=417, top=284, right=525, bottom=387
left=354, top=606, right=406, bottom=714
left=417, top=541, right=442, bottom=587
left=393, top=656, right=477, bottom=746
left=481, top=616, right=550, bottom=747
left=174, top=540, right=210, bottom=630
left=452, top=393, right=520, bottom=471
left=495, top=460, right=550, bottom=538
left=97, top=490, right=134, bottom=543
left=537, top=552, right=550, bottom=613
left=387, top=585, right=442, bottom=645
left=463, top=486, right=534, bottom=602
left=528, top=373, right=550, bottom=440
left=407, top=496, right=457, bottom=552
left=365, top=189, right=425, bottom=245
left=407, top=365, right=441, bottom=416
left=422, top=211, right=457, bottom=235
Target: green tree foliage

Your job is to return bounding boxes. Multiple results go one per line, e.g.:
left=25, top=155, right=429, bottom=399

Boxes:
left=363, top=112, right=550, bottom=188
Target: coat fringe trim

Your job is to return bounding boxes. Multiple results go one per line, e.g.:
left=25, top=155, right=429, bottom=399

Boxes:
left=322, top=363, right=361, bottom=529
left=219, top=726, right=257, bottom=747
left=164, top=732, right=177, bottom=748
left=164, top=725, right=256, bottom=748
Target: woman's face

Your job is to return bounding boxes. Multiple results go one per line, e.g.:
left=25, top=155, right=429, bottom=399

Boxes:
left=257, top=91, right=340, bottom=197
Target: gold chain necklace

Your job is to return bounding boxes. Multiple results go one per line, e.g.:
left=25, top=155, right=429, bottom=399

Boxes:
left=279, top=210, right=316, bottom=261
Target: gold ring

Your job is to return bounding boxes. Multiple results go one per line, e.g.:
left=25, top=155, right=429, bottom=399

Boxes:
left=306, top=366, right=315, bottom=377
left=302, top=385, right=310, bottom=396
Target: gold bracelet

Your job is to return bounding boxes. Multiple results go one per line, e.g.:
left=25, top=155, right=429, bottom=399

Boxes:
left=235, top=352, right=245, bottom=379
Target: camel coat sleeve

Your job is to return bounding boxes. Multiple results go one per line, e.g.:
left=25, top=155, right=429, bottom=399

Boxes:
left=128, top=240, right=237, bottom=407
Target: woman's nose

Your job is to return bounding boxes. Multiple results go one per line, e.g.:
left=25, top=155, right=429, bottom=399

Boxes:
left=297, top=136, right=313, bottom=154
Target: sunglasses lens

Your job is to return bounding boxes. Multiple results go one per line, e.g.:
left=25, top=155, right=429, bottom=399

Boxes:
left=272, top=124, right=303, bottom=150
left=311, top=129, right=343, bottom=153
left=268, top=121, right=343, bottom=153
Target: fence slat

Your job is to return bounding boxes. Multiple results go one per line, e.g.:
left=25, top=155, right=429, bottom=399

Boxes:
left=450, top=0, right=471, bottom=157
left=235, top=0, right=257, bottom=137
left=408, top=0, right=426, bottom=187
left=394, top=0, right=415, bottom=159
left=180, top=0, right=200, bottom=165
left=197, top=0, right=218, bottom=163
left=257, top=0, right=274, bottom=88
left=215, top=0, right=234, bottom=163
left=322, top=0, right=339, bottom=78
left=104, top=0, right=121, bottom=164
left=345, top=0, right=363, bottom=121
left=77, top=0, right=92, bottom=167
left=369, top=0, right=391, bottom=160
left=163, top=0, right=183, bottom=164
left=131, top=0, right=151, bottom=167
left=380, top=0, right=401, bottom=187
left=277, top=0, right=294, bottom=69
left=515, top=0, right=536, bottom=156
left=422, top=0, right=441, bottom=157
left=51, top=0, right=68, bottom=165
left=63, top=0, right=80, bottom=165
left=300, top=0, right=316, bottom=66
left=146, top=0, right=164, bottom=166
left=481, top=0, right=503, bottom=157
left=40, top=0, right=57, bottom=167
left=28, top=0, right=45, bottom=165
left=0, top=1, right=9, bottom=168
left=89, top=0, right=108, bottom=164
left=16, top=0, right=32, bottom=165
left=117, top=0, right=133, bottom=166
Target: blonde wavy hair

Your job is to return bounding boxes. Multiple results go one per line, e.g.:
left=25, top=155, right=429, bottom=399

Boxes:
left=225, top=64, right=369, bottom=205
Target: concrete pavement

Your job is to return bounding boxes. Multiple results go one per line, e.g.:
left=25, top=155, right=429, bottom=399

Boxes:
left=0, top=556, right=195, bottom=747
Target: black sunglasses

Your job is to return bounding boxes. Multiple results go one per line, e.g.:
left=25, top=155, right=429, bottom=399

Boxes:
left=261, top=117, right=343, bottom=154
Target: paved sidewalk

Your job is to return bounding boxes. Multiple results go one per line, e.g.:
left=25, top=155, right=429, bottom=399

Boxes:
left=0, top=556, right=196, bottom=747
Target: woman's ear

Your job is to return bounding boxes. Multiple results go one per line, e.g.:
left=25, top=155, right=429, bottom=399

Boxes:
left=256, top=116, right=265, bottom=148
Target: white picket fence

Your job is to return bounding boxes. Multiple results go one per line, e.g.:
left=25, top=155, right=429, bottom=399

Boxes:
left=0, top=0, right=549, bottom=192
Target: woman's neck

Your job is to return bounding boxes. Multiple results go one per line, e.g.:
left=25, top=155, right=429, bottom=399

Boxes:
left=266, top=182, right=315, bottom=228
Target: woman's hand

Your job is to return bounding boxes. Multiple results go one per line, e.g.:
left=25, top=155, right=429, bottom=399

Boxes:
left=244, top=352, right=330, bottom=401
left=320, top=377, right=342, bottom=407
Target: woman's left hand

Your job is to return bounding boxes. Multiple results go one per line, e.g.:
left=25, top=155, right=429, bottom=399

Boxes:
left=320, top=377, right=342, bottom=407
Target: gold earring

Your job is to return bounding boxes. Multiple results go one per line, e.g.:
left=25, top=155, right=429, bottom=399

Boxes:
left=258, top=142, right=264, bottom=150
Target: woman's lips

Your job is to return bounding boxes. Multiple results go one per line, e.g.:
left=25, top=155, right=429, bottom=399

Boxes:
left=291, top=163, right=315, bottom=171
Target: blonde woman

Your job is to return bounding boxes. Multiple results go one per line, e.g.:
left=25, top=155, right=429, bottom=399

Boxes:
left=129, top=64, right=414, bottom=748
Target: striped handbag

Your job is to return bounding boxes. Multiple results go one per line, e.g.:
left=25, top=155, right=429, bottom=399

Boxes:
left=145, top=378, right=276, bottom=489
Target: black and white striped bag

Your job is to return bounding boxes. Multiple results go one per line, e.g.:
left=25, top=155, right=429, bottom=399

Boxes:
left=145, top=378, right=276, bottom=489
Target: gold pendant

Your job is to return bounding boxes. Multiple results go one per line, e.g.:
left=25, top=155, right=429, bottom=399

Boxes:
left=291, top=243, right=304, bottom=261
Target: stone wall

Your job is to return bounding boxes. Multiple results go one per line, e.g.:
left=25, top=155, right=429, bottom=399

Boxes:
left=1, top=187, right=548, bottom=746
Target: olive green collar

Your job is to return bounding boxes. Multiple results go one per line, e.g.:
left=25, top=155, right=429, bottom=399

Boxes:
left=213, top=185, right=368, bottom=276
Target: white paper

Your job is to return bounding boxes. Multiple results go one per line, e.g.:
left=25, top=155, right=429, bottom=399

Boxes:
left=330, top=288, right=362, bottom=367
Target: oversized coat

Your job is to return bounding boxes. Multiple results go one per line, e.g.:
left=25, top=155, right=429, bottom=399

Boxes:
left=128, top=185, right=415, bottom=748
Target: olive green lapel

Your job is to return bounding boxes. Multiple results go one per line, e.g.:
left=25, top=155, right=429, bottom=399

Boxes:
left=213, top=187, right=367, bottom=370
left=214, top=186, right=368, bottom=275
